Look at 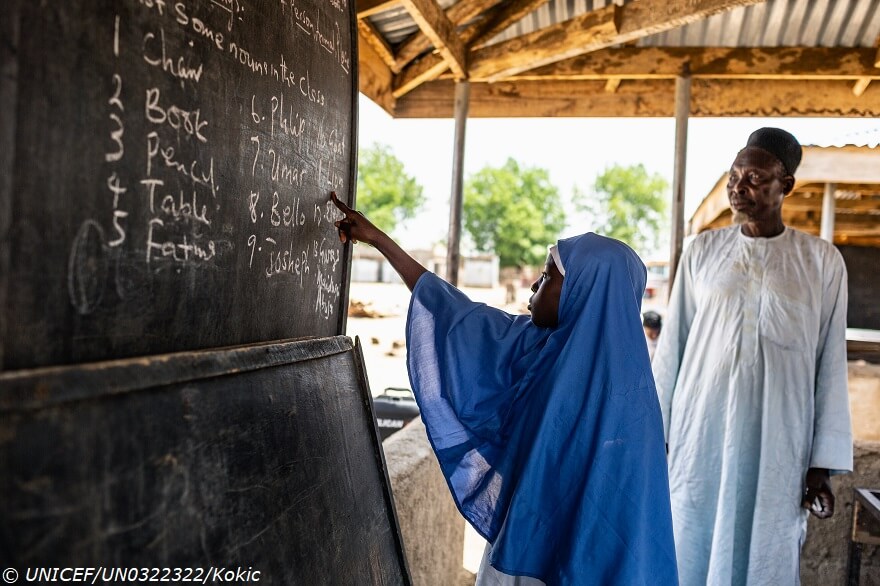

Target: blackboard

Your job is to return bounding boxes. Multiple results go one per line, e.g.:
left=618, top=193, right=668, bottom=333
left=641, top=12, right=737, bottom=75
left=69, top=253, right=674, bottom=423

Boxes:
left=0, top=336, right=411, bottom=585
left=0, top=0, right=357, bottom=371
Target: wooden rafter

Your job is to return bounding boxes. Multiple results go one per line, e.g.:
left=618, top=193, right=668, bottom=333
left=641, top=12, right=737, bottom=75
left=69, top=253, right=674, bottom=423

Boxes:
left=393, top=0, right=503, bottom=73
left=357, top=19, right=396, bottom=71
left=393, top=78, right=880, bottom=118
left=358, top=31, right=396, bottom=114
left=853, top=78, right=872, bottom=97
left=855, top=34, right=880, bottom=96
left=507, top=46, right=880, bottom=81
left=468, top=0, right=554, bottom=49
left=604, top=78, right=622, bottom=93
left=356, top=0, right=401, bottom=19
left=393, top=54, right=450, bottom=98
left=469, top=0, right=767, bottom=80
left=393, top=0, right=611, bottom=98
left=468, top=4, right=620, bottom=80
left=399, top=0, right=468, bottom=79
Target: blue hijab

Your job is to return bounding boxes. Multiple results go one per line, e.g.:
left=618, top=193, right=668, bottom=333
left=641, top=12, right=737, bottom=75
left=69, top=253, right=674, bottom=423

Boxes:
left=406, top=233, right=678, bottom=585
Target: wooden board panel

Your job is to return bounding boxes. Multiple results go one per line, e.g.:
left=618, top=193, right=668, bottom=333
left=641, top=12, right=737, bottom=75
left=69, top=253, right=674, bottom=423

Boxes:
left=0, top=336, right=411, bottom=585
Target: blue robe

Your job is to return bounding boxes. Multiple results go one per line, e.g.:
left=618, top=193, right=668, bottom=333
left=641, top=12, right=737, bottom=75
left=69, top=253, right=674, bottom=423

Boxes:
left=406, top=233, right=678, bottom=585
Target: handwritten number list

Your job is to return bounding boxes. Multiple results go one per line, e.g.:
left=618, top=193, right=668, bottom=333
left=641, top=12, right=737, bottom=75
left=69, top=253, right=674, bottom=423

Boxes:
left=68, top=0, right=352, bottom=329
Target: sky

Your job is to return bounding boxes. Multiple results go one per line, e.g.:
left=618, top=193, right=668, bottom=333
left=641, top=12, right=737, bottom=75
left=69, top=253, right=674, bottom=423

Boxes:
left=356, top=93, right=880, bottom=258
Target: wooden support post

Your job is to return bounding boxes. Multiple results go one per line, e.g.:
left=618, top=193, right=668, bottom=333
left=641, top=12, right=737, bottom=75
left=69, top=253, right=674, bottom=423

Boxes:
left=853, top=78, right=871, bottom=97
left=820, top=182, right=837, bottom=242
left=604, top=78, right=621, bottom=93
left=446, top=81, right=470, bottom=286
left=668, top=68, right=690, bottom=294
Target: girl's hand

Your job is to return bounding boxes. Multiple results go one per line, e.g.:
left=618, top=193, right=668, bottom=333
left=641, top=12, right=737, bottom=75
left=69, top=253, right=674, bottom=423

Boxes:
left=331, top=191, right=385, bottom=247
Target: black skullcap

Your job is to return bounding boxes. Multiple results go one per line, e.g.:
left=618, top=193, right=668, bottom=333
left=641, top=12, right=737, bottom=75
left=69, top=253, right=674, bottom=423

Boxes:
left=642, top=311, right=662, bottom=329
left=745, top=127, right=802, bottom=176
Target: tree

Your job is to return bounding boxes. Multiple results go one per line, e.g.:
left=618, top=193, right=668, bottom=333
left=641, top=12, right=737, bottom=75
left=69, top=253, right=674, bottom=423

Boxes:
left=463, top=158, right=566, bottom=268
left=357, top=143, right=425, bottom=234
left=577, top=164, right=669, bottom=254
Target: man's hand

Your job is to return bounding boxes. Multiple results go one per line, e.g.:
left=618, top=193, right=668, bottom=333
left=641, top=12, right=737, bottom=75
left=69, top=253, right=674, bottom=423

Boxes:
left=331, top=191, right=385, bottom=247
left=802, top=468, right=834, bottom=519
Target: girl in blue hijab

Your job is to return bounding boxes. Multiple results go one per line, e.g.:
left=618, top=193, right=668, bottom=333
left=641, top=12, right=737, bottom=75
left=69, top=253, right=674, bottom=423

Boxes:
left=333, top=193, right=677, bottom=586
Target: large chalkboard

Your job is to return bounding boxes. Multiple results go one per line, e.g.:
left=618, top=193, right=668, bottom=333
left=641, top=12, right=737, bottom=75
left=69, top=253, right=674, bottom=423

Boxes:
left=0, top=336, right=411, bottom=584
left=0, top=0, right=357, bottom=371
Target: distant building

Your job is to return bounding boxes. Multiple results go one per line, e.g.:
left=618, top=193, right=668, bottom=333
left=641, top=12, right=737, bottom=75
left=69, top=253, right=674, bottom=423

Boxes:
left=352, top=245, right=500, bottom=288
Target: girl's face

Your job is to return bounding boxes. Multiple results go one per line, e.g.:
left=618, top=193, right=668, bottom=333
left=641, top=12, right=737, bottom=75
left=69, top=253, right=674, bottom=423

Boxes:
left=528, top=255, right=563, bottom=328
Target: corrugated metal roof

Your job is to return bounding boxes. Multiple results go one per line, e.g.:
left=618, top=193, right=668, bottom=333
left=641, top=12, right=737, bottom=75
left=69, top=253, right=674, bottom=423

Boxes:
left=369, top=0, right=880, bottom=53
left=637, top=0, right=880, bottom=48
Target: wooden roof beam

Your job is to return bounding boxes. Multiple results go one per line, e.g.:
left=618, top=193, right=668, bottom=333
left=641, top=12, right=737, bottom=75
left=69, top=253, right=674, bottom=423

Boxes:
left=393, top=0, right=504, bottom=73
left=393, top=78, right=880, bottom=118
left=357, top=0, right=401, bottom=19
left=469, top=0, right=768, bottom=80
left=357, top=19, right=396, bottom=71
left=393, top=54, right=451, bottom=98
left=853, top=34, right=880, bottom=96
left=853, top=78, right=871, bottom=97
left=399, top=0, right=468, bottom=79
left=467, top=0, right=554, bottom=49
left=358, top=31, right=396, bottom=115
left=510, top=46, right=880, bottom=81
left=604, top=78, right=622, bottom=93
left=393, top=1, right=608, bottom=97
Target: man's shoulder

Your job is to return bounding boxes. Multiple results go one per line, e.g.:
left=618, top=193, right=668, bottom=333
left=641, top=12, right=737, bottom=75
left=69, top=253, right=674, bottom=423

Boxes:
left=688, top=225, right=739, bottom=254
left=785, top=228, right=845, bottom=265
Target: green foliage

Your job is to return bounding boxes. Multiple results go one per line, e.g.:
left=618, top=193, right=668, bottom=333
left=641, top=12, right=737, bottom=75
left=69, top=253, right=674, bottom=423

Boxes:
left=357, top=143, right=425, bottom=233
left=463, top=158, right=566, bottom=268
left=577, top=164, right=669, bottom=254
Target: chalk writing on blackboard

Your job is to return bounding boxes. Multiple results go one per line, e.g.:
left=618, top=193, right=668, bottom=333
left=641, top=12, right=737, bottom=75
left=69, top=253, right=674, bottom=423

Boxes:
left=58, top=1, right=351, bottom=325
left=2, top=0, right=356, bottom=369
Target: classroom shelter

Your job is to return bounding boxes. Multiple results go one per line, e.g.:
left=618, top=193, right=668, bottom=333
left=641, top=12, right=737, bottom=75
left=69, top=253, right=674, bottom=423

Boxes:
left=352, top=0, right=880, bottom=583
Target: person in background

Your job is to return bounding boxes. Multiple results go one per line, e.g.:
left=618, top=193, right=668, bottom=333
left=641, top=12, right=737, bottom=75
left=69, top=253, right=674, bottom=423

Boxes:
left=332, top=193, right=678, bottom=585
left=652, top=128, right=852, bottom=586
left=642, top=311, right=662, bottom=360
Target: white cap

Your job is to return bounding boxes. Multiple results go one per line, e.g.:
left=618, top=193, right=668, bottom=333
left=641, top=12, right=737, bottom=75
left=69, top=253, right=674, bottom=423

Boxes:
left=548, top=244, right=565, bottom=276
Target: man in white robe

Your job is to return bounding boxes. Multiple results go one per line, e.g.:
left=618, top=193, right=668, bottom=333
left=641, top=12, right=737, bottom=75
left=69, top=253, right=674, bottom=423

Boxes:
left=653, top=127, right=852, bottom=586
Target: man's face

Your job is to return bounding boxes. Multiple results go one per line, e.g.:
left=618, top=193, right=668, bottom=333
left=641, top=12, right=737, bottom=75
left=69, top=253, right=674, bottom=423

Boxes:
left=727, top=147, right=793, bottom=225
left=528, top=255, right=563, bottom=329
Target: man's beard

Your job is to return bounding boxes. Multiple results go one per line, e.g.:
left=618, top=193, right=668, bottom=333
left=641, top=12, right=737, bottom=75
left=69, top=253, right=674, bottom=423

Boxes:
left=732, top=210, right=749, bottom=224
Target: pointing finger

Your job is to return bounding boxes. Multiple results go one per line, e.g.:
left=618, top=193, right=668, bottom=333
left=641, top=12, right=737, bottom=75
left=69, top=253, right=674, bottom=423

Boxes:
left=330, top=191, right=354, bottom=216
